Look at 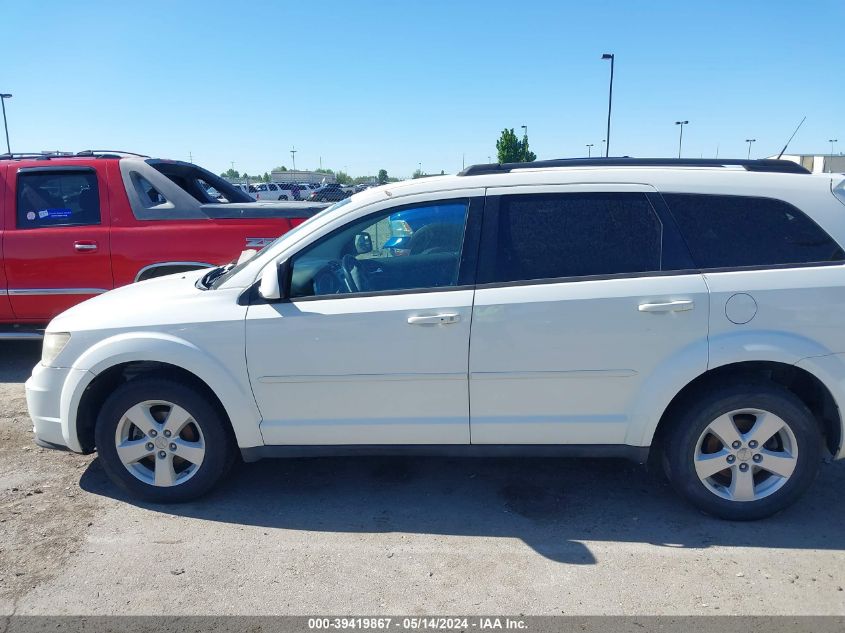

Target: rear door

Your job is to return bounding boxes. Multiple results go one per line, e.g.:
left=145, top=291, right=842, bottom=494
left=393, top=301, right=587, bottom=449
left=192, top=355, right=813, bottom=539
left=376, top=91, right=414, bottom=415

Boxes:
left=2, top=165, right=113, bottom=321
left=469, top=184, right=709, bottom=444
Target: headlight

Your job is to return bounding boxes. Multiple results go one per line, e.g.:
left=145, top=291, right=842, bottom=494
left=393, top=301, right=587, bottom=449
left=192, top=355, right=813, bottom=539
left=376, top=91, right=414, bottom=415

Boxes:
left=42, top=332, right=71, bottom=366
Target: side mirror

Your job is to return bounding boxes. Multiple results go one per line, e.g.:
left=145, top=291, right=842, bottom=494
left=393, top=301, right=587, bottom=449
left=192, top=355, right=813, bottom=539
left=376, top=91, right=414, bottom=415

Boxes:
left=354, top=232, right=373, bottom=254
left=258, top=264, right=281, bottom=300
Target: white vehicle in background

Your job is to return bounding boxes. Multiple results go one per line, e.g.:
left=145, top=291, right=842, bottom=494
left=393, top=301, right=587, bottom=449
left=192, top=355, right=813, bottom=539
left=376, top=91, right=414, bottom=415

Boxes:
left=26, top=157, right=845, bottom=521
left=254, top=182, right=293, bottom=201
left=232, top=183, right=258, bottom=200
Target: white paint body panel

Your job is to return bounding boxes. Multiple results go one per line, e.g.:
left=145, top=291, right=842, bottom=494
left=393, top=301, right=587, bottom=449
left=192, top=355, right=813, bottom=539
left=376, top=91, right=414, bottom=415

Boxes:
left=470, top=274, right=709, bottom=443
left=247, top=291, right=473, bottom=444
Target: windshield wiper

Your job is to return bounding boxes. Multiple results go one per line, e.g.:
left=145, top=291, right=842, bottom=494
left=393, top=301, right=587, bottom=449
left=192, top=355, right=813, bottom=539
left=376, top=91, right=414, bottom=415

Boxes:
left=198, top=265, right=233, bottom=290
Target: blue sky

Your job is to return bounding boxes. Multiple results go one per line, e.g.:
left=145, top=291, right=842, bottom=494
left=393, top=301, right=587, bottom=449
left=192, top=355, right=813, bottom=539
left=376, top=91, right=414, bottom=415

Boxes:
left=3, top=0, right=842, bottom=178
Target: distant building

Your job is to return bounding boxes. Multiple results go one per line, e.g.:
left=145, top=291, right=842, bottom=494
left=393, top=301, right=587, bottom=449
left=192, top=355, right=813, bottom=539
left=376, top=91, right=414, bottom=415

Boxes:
left=271, top=169, right=335, bottom=184
left=768, top=153, right=845, bottom=174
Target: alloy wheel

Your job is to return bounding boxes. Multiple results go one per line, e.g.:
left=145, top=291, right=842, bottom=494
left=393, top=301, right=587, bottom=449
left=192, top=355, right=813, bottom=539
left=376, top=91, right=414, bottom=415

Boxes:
left=693, top=408, right=798, bottom=502
left=114, top=400, right=206, bottom=487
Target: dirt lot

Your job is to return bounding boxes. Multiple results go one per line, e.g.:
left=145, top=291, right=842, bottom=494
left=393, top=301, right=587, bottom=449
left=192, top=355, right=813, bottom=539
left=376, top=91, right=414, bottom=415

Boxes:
left=1, top=340, right=844, bottom=616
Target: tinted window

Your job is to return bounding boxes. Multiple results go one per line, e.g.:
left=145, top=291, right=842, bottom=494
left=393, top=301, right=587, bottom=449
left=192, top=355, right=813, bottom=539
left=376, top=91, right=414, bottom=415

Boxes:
left=290, top=200, right=469, bottom=298
left=133, top=174, right=167, bottom=206
left=486, top=192, right=662, bottom=283
left=17, top=170, right=100, bottom=229
left=664, top=194, right=845, bottom=269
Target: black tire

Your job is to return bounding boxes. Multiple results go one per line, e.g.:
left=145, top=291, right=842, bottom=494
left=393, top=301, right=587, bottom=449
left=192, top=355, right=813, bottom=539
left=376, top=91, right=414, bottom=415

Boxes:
left=663, top=381, right=821, bottom=520
left=95, top=378, right=234, bottom=502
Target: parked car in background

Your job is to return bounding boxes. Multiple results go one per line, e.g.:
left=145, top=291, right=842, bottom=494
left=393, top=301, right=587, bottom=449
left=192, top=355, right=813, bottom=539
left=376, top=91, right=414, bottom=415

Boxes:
left=233, top=183, right=258, bottom=199
left=274, top=182, right=306, bottom=200
left=308, top=183, right=352, bottom=202
left=0, top=151, right=328, bottom=334
left=26, top=156, right=845, bottom=522
left=254, top=182, right=292, bottom=201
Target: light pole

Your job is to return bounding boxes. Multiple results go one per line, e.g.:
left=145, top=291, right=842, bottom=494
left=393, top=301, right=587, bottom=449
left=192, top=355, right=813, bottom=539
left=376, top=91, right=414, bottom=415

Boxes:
left=586, top=143, right=594, bottom=157
left=290, top=148, right=297, bottom=173
left=0, top=93, right=12, bottom=154
left=745, top=138, right=756, bottom=159
left=675, top=120, right=689, bottom=158
left=601, top=53, right=614, bottom=157
left=830, top=139, right=839, bottom=156
left=418, top=162, right=422, bottom=176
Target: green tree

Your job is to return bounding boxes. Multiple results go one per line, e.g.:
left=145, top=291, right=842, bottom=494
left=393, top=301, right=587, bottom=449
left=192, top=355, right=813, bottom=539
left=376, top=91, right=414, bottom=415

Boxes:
left=262, top=172, right=270, bottom=182
left=377, top=169, right=388, bottom=184
left=412, top=168, right=423, bottom=179
left=221, top=168, right=240, bottom=179
left=496, top=128, right=536, bottom=163
left=314, top=168, right=334, bottom=175
left=273, top=166, right=288, bottom=172
left=335, top=170, right=353, bottom=185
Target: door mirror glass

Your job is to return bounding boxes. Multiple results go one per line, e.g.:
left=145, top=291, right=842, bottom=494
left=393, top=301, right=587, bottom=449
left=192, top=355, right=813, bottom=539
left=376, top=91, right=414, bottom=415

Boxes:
left=258, top=264, right=282, bottom=300
left=354, top=232, right=373, bottom=254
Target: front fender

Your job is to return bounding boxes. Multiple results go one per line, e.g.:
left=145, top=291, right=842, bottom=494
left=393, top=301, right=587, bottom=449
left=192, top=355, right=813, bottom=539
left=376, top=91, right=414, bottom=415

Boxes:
left=59, top=331, right=264, bottom=452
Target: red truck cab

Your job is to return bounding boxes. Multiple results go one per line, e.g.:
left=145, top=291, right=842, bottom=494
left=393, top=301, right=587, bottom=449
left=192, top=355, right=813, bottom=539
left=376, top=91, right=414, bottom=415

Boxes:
left=0, top=151, right=326, bottom=335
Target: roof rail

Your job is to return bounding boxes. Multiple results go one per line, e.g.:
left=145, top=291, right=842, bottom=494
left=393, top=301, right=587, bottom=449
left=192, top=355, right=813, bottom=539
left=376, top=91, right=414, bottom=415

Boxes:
left=75, top=150, right=150, bottom=158
left=0, top=150, right=150, bottom=161
left=457, top=157, right=810, bottom=176
left=0, top=151, right=75, bottom=160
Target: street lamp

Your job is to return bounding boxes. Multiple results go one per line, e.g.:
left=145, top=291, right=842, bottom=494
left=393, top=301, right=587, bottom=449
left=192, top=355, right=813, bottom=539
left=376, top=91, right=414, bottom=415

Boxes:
left=830, top=139, right=839, bottom=156
left=675, top=120, right=689, bottom=158
left=586, top=143, right=594, bottom=157
left=0, top=93, right=12, bottom=154
left=745, top=138, right=756, bottom=160
left=290, top=147, right=297, bottom=173
left=600, top=139, right=606, bottom=157
left=601, top=53, right=614, bottom=157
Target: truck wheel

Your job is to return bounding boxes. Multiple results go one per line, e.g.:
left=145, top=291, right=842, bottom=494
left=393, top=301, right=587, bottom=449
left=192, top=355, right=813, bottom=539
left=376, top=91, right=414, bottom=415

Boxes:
left=95, top=378, right=235, bottom=502
left=663, top=382, right=821, bottom=520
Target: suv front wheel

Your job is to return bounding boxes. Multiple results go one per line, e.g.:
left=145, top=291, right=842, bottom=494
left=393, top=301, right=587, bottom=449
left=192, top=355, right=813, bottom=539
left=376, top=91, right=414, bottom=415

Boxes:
left=95, top=379, right=234, bottom=502
left=664, top=382, right=821, bottom=520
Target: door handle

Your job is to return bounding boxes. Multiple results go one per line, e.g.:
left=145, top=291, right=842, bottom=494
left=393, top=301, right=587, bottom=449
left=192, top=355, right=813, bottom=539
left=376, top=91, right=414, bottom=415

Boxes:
left=407, top=313, right=460, bottom=325
left=638, top=300, right=694, bottom=313
left=74, top=241, right=98, bottom=253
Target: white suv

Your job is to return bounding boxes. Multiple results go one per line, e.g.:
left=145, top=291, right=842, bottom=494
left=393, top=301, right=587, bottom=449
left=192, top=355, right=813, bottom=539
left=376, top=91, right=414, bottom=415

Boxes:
left=253, top=182, right=292, bottom=200
left=25, top=158, right=845, bottom=520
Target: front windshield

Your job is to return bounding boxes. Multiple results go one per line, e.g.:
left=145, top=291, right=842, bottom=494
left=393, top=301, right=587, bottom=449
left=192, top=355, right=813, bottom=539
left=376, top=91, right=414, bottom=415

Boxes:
left=208, top=197, right=355, bottom=289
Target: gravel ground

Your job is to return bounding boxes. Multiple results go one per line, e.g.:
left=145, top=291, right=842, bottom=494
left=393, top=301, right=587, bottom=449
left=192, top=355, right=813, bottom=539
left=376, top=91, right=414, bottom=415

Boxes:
left=1, top=340, right=844, bottom=616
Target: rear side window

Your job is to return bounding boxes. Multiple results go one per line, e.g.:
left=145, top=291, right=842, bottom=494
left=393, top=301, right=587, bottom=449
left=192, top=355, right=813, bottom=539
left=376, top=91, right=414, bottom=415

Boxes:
left=484, top=192, right=663, bottom=283
left=16, top=170, right=100, bottom=229
left=663, top=194, right=845, bottom=269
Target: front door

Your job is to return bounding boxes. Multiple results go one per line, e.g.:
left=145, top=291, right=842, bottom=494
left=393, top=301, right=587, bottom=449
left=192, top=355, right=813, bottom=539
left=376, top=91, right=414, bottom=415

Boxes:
left=246, top=193, right=482, bottom=445
left=469, top=185, right=710, bottom=444
left=2, top=166, right=112, bottom=321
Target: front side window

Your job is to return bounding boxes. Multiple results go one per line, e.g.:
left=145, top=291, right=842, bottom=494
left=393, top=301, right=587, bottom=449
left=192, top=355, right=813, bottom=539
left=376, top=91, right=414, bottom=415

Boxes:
left=663, top=193, right=845, bottom=269
left=484, top=192, right=662, bottom=283
left=289, top=200, right=469, bottom=298
left=17, top=170, right=100, bottom=229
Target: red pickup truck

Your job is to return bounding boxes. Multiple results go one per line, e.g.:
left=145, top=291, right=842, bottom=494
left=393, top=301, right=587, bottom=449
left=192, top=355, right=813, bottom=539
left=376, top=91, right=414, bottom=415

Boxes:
left=0, top=151, right=326, bottom=336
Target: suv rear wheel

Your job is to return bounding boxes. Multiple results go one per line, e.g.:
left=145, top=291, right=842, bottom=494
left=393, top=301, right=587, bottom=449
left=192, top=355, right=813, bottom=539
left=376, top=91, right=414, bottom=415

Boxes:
left=95, top=379, right=234, bottom=502
left=664, top=382, right=821, bottom=520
